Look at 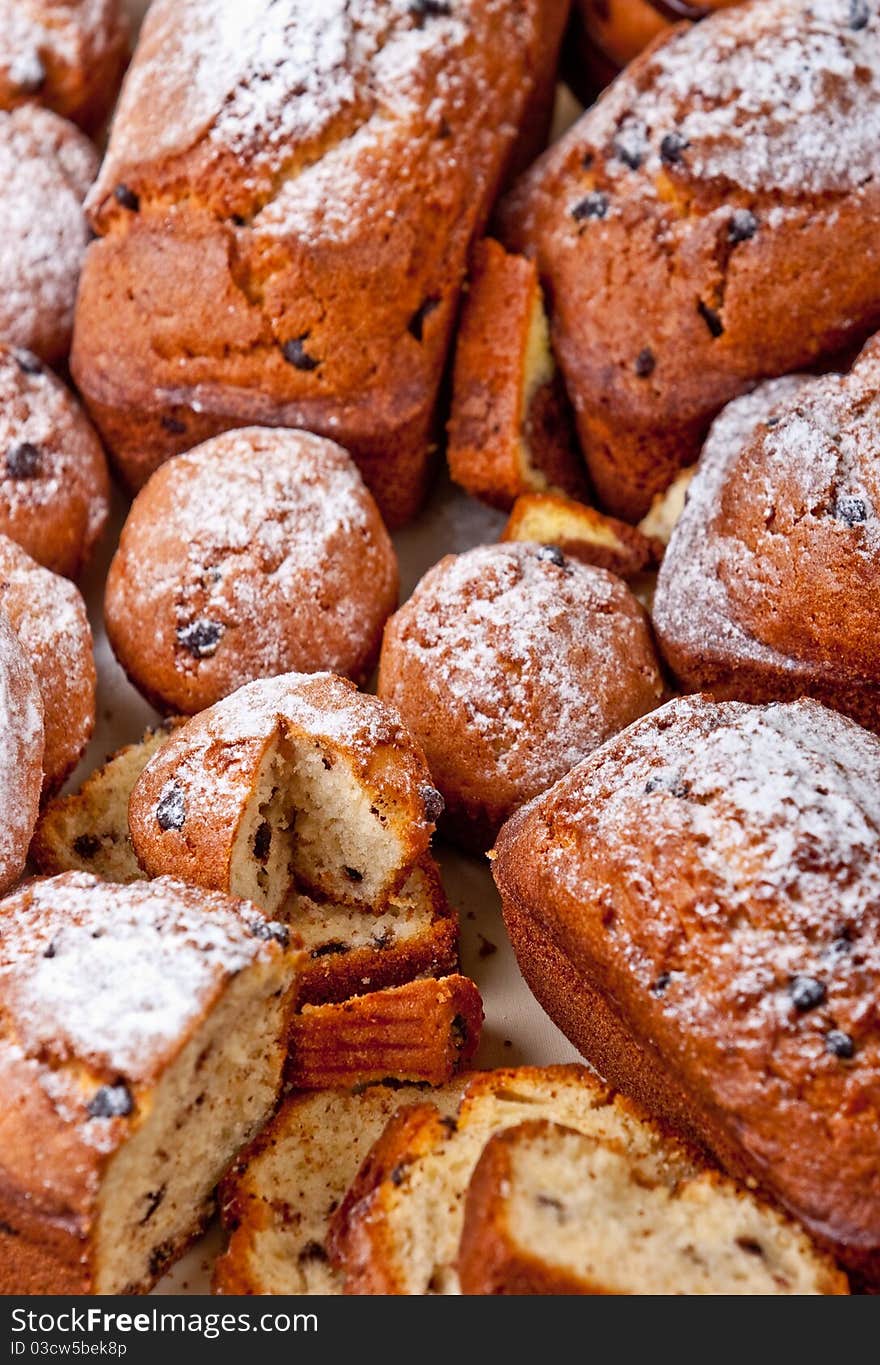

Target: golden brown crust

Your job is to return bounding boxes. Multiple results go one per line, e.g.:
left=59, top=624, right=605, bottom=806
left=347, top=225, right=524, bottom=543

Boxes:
left=501, top=491, right=661, bottom=576
left=0, top=0, right=129, bottom=133
left=501, top=0, right=880, bottom=519
left=71, top=0, right=570, bottom=525
left=104, top=427, right=399, bottom=715
left=447, top=239, right=587, bottom=510
left=128, top=672, right=438, bottom=907
left=0, top=613, right=43, bottom=895
left=567, top=0, right=741, bottom=97
left=378, top=543, right=665, bottom=851
left=287, top=975, right=482, bottom=1090
left=0, top=535, right=95, bottom=798
left=0, top=345, right=109, bottom=578
left=493, top=694, right=880, bottom=1284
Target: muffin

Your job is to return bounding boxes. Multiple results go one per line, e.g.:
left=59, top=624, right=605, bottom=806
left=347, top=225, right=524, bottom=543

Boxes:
left=0, top=344, right=109, bottom=576
left=0, top=0, right=129, bottom=132
left=0, top=611, right=43, bottom=893
left=0, top=105, right=97, bottom=362
left=653, top=342, right=880, bottom=729
left=378, top=543, right=665, bottom=851
left=104, top=427, right=398, bottom=715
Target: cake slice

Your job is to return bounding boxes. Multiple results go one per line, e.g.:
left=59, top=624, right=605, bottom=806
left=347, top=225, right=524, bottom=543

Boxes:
left=458, top=1120, right=847, bottom=1295
left=287, top=975, right=482, bottom=1090
left=501, top=492, right=660, bottom=577
left=0, top=871, right=302, bottom=1294
left=329, top=1065, right=844, bottom=1295
left=447, top=239, right=587, bottom=510
left=214, top=1080, right=468, bottom=1296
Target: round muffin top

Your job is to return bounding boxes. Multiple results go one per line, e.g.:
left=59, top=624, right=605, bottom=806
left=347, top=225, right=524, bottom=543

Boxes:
left=0, top=0, right=128, bottom=129
left=378, top=542, right=664, bottom=842
left=0, top=104, right=97, bottom=362
left=0, top=610, right=43, bottom=895
left=0, top=344, right=109, bottom=577
left=105, top=426, right=398, bottom=714
left=712, top=340, right=880, bottom=676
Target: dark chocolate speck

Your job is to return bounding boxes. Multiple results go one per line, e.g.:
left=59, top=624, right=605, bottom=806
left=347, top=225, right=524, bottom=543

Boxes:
left=6, top=442, right=41, bottom=479
left=88, top=1084, right=134, bottom=1119
left=177, top=619, right=224, bottom=659
left=634, top=347, right=655, bottom=378
left=283, top=334, right=321, bottom=371
left=114, top=184, right=140, bottom=212
left=572, top=191, right=609, bottom=222
left=789, top=976, right=826, bottom=1013
left=156, top=782, right=186, bottom=833
left=826, top=1029, right=855, bottom=1059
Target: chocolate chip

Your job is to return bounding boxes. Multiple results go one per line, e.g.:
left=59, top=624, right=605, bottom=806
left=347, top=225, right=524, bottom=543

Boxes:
left=834, top=494, right=868, bottom=526
left=249, top=918, right=290, bottom=948
left=13, top=349, right=42, bottom=376
left=660, top=131, right=689, bottom=165
left=176, top=619, right=223, bottom=659
left=645, top=773, right=690, bottom=798
left=139, top=1186, right=166, bottom=1226
left=790, top=976, right=827, bottom=1012
left=6, top=442, right=41, bottom=479
left=282, top=334, right=321, bottom=371
left=88, top=1084, right=133, bottom=1119
left=451, top=1014, right=469, bottom=1050
left=697, top=299, right=724, bottom=337
left=298, top=1241, right=328, bottom=1263
left=42, top=940, right=57, bottom=960
left=409, top=0, right=452, bottom=16
left=253, top=821, right=272, bottom=862
left=651, top=972, right=671, bottom=995
left=634, top=347, right=656, bottom=378
left=160, top=415, right=187, bottom=435
left=343, top=865, right=364, bottom=883
left=613, top=133, right=644, bottom=170
left=408, top=297, right=440, bottom=342
left=156, top=782, right=186, bottom=832
left=581, top=151, right=595, bottom=169
left=850, top=0, right=869, bottom=28
left=825, top=1029, right=855, bottom=1059
left=764, top=416, right=781, bottom=429
left=537, top=544, right=566, bottom=567
left=148, top=1240, right=175, bottom=1279
left=440, top=1115, right=458, bottom=1134
left=420, top=784, right=445, bottom=822
left=736, top=1237, right=765, bottom=1258
left=310, top=941, right=349, bottom=959
left=73, top=834, right=101, bottom=860
left=113, top=184, right=140, bottom=212
left=390, top=1164, right=408, bottom=1186
left=572, top=191, right=609, bottom=222
left=728, top=209, right=758, bottom=243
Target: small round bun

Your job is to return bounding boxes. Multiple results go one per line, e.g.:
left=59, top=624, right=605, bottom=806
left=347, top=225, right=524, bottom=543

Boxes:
left=0, top=0, right=129, bottom=132
left=0, top=105, right=98, bottom=362
left=0, top=534, right=95, bottom=795
left=105, top=427, right=399, bottom=715
left=0, top=610, right=43, bottom=892
left=0, top=344, right=110, bottom=577
left=378, top=542, right=665, bottom=851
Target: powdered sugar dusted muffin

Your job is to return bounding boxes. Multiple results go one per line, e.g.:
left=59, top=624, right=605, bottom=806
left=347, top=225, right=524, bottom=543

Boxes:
left=0, top=535, right=94, bottom=796
left=71, top=0, right=570, bottom=519
left=653, top=340, right=880, bottom=728
left=0, top=611, right=42, bottom=893
left=129, top=672, right=442, bottom=919
left=501, top=0, right=880, bottom=518
left=0, top=871, right=302, bottom=1294
left=104, top=427, right=398, bottom=715
left=0, top=345, right=109, bottom=577
left=378, top=543, right=665, bottom=852
left=0, top=0, right=129, bottom=132
left=0, top=105, right=97, bottom=363
left=493, top=695, right=880, bottom=1283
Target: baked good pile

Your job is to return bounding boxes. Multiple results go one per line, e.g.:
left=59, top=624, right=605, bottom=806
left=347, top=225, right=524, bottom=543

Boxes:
left=0, top=0, right=877, bottom=1296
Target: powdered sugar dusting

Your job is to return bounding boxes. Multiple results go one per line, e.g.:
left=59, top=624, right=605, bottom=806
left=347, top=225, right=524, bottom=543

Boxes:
left=586, top=0, right=880, bottom=197
left=0, top=611, right=42, bottom=887
left=0, top=0, right=120, bottom=81
left=0, top=105, right=97, bottom=358
left=0, top=872, right=280, bottom=1080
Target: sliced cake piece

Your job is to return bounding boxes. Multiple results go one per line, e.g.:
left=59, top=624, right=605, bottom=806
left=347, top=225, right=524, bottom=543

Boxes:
left=0, top=871, right=302, bottom=1294
left=31, top=719, right=184, bottom=882
left=501, top=492, right=660, bottom=577
left=129, top=672, right=442, bottom=916
left=638, top=465, right=697, bottom=546
left=458, top=1120, right=848, bottom=1296
left=287, top=975, right=482, bottom=1090
left=214, top=1080, right=468, bottom=1296
left=329, top=1065, right=843, bottom=1295
left=447, top=239, right=587, bottom=510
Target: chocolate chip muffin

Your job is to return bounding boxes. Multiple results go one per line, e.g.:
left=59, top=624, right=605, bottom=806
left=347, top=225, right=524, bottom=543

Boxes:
left=0, top=0, right=129, bottom=132
left=0, top=610, right=43, bottom=893
left=653, top=339, right=880, bottom=729
left=0, top=104, right=98, bottom=362
left=378, top=542, right=665, bottom=852
left=104, top=427, right=398, bottom=715
left=493, top=694, right=880, bottom=1284
left=0, top=534, right=95, bottom=797
left=0, top=345, right=109, bottom=577
left=502, top=0, right=880, bottom=519
left=71, top=0, right=570, bottom=521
